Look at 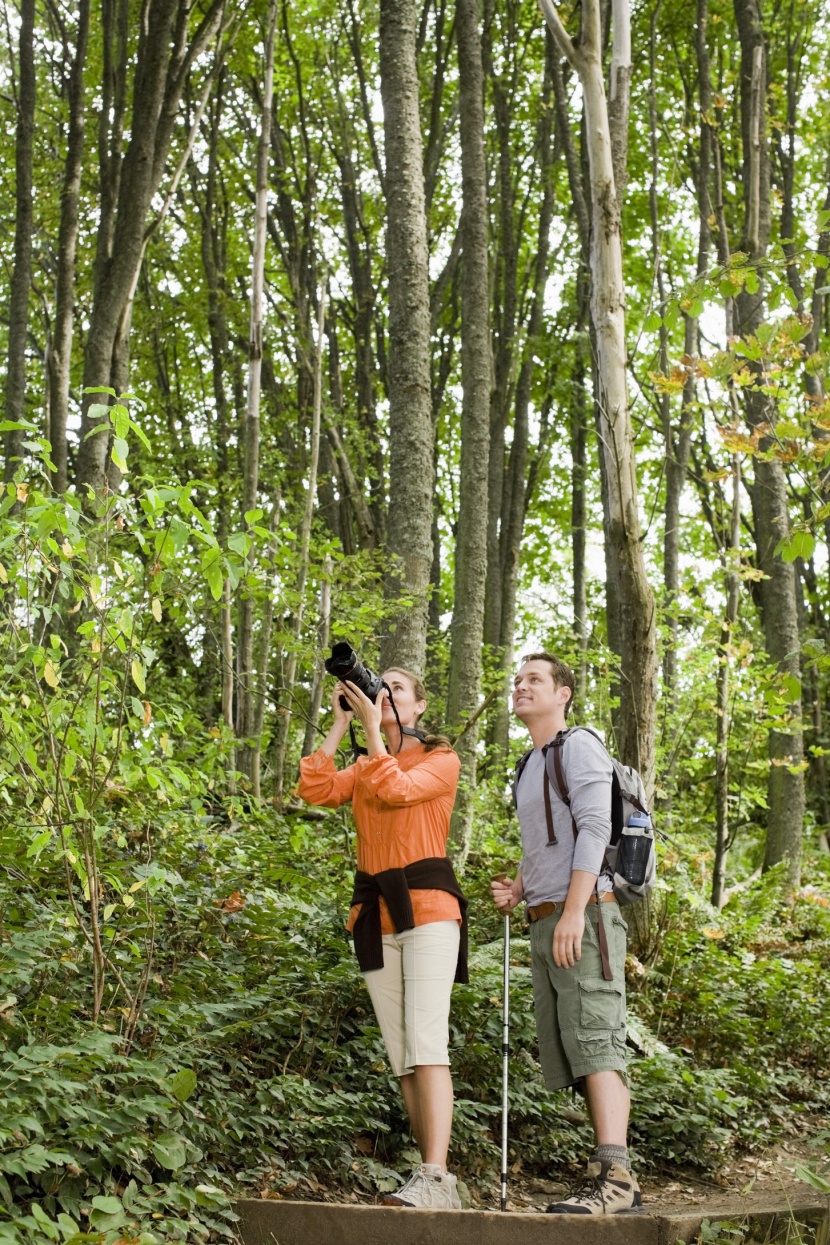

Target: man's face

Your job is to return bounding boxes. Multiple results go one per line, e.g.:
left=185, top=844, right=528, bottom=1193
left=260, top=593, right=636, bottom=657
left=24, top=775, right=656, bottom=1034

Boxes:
left=512, top=660, right=568, bottom=720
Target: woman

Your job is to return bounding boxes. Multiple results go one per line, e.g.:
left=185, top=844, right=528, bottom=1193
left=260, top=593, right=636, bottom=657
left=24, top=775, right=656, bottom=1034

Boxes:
left=298, top=668, right=466, bottom=1211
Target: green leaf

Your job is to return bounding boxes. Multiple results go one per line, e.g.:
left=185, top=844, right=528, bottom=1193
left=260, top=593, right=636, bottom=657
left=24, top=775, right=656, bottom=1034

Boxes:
left=113, top=405, right=130, bottom=440
left=203, top=556, right=224, bottom=602
left=170, top=1067, right=198, bottom=1102
left=131, top=658, right=146, bottom=694
left=26, top=830, right=52, bottom=858
left=794, top=1164, right=830, bottom=1194
left=643, top=310, right=662, bottom=332
left=227, top=531, right=251, bottom=556
left=129, top=418, right=152, bottom=450
left=781, top=674, right=801, bottom=702
left=0, top=419, right=37, bottom=432
left=775, top=528, right=816, bottom=563
left=151, top=1132, right=187, bottom=1170
left=91, top=1197, right=122, bottom=1215
left=111, top=437, right=129, bottom=470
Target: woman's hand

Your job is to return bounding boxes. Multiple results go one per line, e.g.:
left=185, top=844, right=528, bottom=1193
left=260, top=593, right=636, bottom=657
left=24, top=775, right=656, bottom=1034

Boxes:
left=319, top=685, right=354, bottom=757
left=340, top=681, right=385, bottom=729
left=332, top=684, right=355, bottom=727
left=340, top=681, right=387, bottom=757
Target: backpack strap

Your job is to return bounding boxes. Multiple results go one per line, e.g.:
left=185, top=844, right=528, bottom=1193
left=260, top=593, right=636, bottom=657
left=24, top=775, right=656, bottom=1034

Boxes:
left=512, top=748, right=534, bottom=811
left=514, top=743, right=558, bottom=845
left=546, top=731, right=578, bottom=842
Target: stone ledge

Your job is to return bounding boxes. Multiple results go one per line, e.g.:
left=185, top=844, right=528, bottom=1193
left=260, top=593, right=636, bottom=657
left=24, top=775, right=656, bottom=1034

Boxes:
left=238, top=1198, right=658, bottom=1245
left=236, top=1195, right=829, bottom=1245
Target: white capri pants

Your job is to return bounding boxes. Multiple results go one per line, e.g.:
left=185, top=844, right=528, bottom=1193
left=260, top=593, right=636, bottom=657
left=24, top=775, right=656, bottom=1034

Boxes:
left=362, top=920, right=460, bottom=1077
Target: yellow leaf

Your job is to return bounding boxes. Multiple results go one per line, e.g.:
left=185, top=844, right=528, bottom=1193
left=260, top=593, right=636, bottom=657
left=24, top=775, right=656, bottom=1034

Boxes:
left=44, top=659, right=60, bottom=688
left=113, top=560, right=124, bottom=581
left=151, top=597, right=162, bottom=623
left=129, top=878, right=147, bottom=893
left=20, top=693, right=30, bottom=708
left=143, top=700, right=152, bottom=726
left=61, top=540, right=73, bottom=557
left=122, top=893, right=135, bottom=908
left=131, top=659, right=145, bottom=694
left=16, top=483, right=28, bottom=502
left=0, top=564, right=7, bottom=583
left=702, top=926, right=725, bottom=940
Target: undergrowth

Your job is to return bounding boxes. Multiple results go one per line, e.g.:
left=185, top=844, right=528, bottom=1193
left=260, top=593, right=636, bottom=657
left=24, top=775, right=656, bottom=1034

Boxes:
left=2, top=797, right=829, bottom=1244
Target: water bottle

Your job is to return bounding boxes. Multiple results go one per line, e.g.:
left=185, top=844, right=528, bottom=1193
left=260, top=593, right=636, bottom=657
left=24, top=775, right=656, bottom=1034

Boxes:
left=617, top=811, right=653, bottom=887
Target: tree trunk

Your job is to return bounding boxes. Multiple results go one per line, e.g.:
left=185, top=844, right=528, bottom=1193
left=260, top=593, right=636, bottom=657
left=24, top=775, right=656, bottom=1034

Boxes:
left=3, top=0, right=36, bottom=479
left=238, top=0, right=277, bottom=781
left=47, top=0, right=90, bottom=494
left=273, top=288, right=326, bottom=805
left=733, top=0, right=804, bottom=888
left=571, top=294, right=590, bottom=706
left=540, top=0, right=658, bottom=787
left=76, top=0, right=224, bottom=493
left=302, top=558, right=333, bottom=758
left=487, top=34, right=559, bottom=761
left=378, top=0, right=435, bottom=674
left=446, top=0, right=491, bottom=858
left=250, top=496, right=281, bottom=798
left=712, top=456, right=741, bottom=908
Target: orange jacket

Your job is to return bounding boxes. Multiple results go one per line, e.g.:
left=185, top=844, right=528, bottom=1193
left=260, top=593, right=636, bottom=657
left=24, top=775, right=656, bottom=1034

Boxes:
left=298, top=744, right=462, bottom=934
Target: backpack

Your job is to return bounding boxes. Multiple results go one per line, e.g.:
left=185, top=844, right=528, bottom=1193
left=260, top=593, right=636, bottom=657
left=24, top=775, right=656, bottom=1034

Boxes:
left=512, top=726, right=657, bottom=906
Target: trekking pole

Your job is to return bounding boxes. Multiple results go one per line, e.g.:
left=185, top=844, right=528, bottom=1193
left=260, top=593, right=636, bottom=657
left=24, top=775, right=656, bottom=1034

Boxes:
left=496, top=875, right=511, bottom=1212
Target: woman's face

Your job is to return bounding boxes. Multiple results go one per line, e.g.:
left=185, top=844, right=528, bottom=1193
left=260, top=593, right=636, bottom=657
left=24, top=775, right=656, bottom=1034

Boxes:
left=380, top=670, right=427, bottom=730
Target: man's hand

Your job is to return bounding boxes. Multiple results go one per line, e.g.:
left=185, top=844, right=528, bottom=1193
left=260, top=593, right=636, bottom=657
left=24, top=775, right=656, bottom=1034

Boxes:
left=491, top=872, right=522, bottom=913
left=553, top=906, right=585, bottom=968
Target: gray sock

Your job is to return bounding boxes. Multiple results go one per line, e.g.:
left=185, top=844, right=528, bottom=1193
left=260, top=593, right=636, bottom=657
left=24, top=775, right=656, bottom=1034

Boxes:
left=592, top=1144, right=631, bottom=1173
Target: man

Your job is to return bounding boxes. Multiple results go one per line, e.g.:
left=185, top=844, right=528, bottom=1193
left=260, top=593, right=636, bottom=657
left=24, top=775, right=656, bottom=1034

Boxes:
left=491, top=652, right=642, bottom=1215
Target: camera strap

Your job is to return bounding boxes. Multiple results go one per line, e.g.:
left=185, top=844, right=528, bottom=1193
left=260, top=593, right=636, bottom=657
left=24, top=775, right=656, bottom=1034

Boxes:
left=347, top=689, right=427, bottom=762
left=349, top=722, right=368, bottom=760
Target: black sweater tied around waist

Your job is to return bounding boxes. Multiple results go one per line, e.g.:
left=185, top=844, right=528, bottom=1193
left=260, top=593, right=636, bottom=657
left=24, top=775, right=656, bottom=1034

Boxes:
left=350, top=856, right=468, bottom=982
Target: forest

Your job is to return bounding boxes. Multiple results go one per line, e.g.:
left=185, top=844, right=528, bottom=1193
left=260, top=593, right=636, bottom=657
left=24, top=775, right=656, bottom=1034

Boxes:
left=1, top=0, right=829, bottom=1239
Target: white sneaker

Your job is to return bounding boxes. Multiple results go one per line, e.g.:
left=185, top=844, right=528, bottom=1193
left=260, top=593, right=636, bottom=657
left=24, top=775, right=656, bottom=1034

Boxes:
left=382, top=1163, right=462, bottom=1209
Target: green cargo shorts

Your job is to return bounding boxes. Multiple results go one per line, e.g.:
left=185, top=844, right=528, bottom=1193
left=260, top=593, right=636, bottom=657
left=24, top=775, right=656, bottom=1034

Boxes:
left=529, top=901, right=628, bottom=1092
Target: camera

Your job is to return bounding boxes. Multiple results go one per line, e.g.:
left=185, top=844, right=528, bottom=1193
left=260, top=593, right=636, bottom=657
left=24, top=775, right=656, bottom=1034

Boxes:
left=324, top=642, right=385, bottom=712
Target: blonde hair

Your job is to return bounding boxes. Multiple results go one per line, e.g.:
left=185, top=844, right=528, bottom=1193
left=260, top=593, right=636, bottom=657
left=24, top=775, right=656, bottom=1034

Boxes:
left=383, top=668, right=454, bottom=752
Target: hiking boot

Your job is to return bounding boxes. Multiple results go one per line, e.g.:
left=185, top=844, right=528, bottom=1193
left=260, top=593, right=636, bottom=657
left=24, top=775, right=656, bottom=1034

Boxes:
left=546, top=1160, right=643, bottom=1215
left=382, top=1163, right=462, bottom=1209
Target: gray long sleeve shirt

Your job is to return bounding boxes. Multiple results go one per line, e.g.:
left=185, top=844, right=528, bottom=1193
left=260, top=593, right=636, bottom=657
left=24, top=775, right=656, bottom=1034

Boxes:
left=517, top=728, right=614, bottom=906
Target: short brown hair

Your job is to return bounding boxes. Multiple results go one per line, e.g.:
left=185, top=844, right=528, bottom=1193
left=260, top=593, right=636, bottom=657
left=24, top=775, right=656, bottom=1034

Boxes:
left=519, top=652, right=575, bottom=716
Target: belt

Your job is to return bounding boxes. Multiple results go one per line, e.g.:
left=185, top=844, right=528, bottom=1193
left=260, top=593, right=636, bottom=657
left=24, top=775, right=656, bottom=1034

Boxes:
left=526, top=893, right=617, bottom=923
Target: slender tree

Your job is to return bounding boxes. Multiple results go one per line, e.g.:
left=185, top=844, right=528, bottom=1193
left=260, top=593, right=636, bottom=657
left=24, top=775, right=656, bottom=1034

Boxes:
left=378, top=0, right=436, bottom=673
left=76, top=0, right=225, bottom=493
left=3, top=0, right=36, bottom=479
left=539, top=0, right=659, bottom=787
left=733, top=0, right=805, bottom=887
left=238, top=0, right=278, bottom=782
left=47, top=0, right=90, bottom=494
left=446, top=0, right=491, bottom=856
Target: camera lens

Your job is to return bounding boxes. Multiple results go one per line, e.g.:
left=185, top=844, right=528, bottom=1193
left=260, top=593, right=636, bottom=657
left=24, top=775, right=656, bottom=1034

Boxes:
left=325, top=642, right=384, bottom=709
